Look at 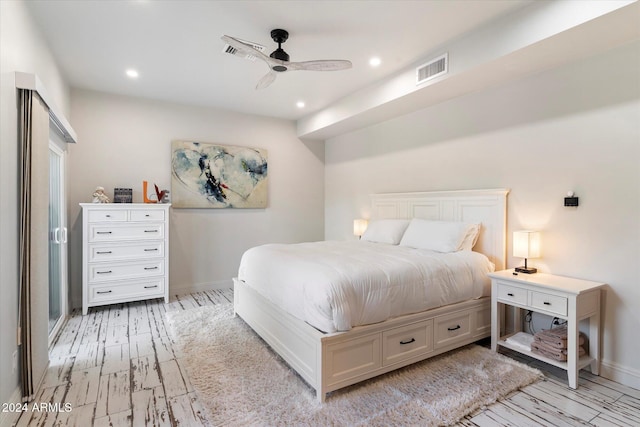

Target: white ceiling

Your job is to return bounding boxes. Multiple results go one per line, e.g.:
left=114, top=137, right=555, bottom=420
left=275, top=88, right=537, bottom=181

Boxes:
left=25, top=0, right=533, bottom=121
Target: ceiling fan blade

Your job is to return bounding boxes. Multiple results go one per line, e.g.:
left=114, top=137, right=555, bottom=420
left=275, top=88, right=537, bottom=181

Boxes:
left=256, top=70, right=277, bottom=90
left=287, top=60, right=353, bottom=72
left=222, top=35, right=271, bottom=63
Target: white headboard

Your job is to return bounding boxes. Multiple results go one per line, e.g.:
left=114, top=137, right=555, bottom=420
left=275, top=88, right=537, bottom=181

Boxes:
left=370, top=189, right=509, bottom=271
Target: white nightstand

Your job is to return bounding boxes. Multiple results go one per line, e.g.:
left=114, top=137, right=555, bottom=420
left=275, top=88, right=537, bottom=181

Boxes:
left=489, top=270, right=605, bottom=389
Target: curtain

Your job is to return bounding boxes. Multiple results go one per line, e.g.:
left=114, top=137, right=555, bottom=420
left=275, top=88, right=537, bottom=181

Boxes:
left=18, top=89, right=50, bottom=401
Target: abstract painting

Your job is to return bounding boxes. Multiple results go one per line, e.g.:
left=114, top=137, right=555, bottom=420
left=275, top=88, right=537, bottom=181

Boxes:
left=171, top=140, right=268, bottom=208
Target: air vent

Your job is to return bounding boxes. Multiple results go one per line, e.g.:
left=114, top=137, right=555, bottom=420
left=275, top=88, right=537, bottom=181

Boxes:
left=416, top=53, right=448, bottom=85
left=222, top=38, right=266, bottom=62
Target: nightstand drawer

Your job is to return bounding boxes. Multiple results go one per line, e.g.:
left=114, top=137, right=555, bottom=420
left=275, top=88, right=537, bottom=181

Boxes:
left=382, top=320, right=433, bottom=366
left=530, top=291, right=567, bottom=316
left=496, top=282, right=528, bottom=305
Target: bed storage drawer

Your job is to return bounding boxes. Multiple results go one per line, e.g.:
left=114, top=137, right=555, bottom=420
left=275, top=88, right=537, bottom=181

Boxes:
left=325, top=333, right=381, bottom=387
left=382, top=320, right=433, bottom=366
left=434, top=310, right=472, bottom=349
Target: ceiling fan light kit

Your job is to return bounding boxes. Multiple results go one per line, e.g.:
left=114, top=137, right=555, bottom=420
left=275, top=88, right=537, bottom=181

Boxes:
left=221, top=29, right=352, bottom=89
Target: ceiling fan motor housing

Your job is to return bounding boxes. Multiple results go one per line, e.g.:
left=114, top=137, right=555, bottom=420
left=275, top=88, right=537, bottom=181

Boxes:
left=270, top=29, right=290, bottom=70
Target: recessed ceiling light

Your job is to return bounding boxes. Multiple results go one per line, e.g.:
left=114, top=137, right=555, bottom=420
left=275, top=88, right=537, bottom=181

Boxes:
left=296, top=101, right=305, bottom=108
left=369, top=57, right=381, bottom=67
left=126, top=69, right=139, bottom=78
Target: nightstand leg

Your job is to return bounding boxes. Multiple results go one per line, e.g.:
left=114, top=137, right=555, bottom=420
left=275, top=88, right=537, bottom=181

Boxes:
left=491, top=294, right=498, bottom=351
left=567, top=317, right=578, bottom=389
left=589, top=311, right=600, bottom=375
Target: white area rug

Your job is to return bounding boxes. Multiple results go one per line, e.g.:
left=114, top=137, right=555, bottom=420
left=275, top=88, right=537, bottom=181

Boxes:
left=166, top=304, right=542, bottom=426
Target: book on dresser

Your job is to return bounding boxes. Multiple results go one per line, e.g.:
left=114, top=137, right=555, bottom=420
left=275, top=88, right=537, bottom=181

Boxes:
left=80, top=203, right=170, bottom=315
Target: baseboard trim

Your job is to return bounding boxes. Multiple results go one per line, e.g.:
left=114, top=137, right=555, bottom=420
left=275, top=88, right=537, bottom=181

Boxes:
left=0, top=386, right=22, bottom=427
left=600, top=358, right=640, bottom=390
left=170, top=279, right=233, bottom=296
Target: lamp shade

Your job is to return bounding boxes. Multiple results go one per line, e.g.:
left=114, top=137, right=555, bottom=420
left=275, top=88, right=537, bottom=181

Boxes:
left=353, top=219, right=368, bottom=237
left=513, top=231, right=541, bottom=259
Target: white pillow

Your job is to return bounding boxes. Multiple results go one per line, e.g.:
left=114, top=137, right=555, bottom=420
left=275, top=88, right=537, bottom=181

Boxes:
left=361, top=219, right=410, bottom=245
left=459, top=223, right=481, bottom=251
left=399, top=219, right=479, bottom=252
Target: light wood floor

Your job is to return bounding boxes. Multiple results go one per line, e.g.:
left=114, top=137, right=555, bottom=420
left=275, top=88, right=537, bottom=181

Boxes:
left=16, top=289, right=640, bottom=426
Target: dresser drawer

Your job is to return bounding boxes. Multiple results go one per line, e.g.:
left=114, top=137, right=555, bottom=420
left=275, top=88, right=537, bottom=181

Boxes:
left=88, top=209, right=127, bottom=223
left=434, top=310, right=472, bottom=349
left=530, top=291, right=568, bottom=316
left=496, top=282, right=528, bottom=305
left=382, top=320, right=433, bottom=366
left=88, top=241, right=164, bottom=262
left=89, top=223, right=164, bottom=242
left=88, top=278, right=164, bottom=303
left=130, top=209, right=165, bottom=222
left=88, top=259, right=164, bottom=283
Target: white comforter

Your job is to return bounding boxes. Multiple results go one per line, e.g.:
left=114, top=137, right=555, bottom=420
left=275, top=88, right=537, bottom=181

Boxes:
left=237, top=241, right=494, bottom=333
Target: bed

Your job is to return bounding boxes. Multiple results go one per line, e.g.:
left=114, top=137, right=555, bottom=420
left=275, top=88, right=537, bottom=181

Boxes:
left=234, top=189, right=509, bottom=401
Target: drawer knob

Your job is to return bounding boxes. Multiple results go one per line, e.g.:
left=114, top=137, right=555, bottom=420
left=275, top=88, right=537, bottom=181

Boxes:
left=105, top=215, right=111, bottom=218
left=144, top=266, right=158, bottom=270
left=543, top=301, right=551, bottom=305
left=399, top=338, right=416, bottom=345
left=507, top=293, right=514, bottom=297
left=96, top=270, right=112, bottom=274
left=144, top=230, right=158, bottom=233
left=145, top=214, right=150, bottom=217
left=96, top=231, right=112, bottom=235
left=447, top=325, right=461, bottom=331
left=144, top=285, right=158, bottom=289
left=96, top=290, right=112, bottom=294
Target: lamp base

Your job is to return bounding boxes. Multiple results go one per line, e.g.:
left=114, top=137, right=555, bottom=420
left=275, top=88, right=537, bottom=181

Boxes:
left=515, top=266, right=537, bottom=274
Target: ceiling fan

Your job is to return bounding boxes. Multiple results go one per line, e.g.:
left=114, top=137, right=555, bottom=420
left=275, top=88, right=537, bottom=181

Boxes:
left=221, top=29, right=352, bottom=89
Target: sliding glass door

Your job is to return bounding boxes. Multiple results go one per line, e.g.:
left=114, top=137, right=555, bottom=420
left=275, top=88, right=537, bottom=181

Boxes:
left=48, top=142, right=67, bottom=341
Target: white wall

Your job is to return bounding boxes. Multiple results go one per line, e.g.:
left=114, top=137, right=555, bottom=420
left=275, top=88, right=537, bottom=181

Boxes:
left=325, top=42, right=640, bottom=387
left=67, top=89, right=324, bottom=306
left=0, top=0, right=70, bottom=416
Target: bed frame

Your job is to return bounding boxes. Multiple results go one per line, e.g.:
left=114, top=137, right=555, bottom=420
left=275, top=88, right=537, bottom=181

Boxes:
left=234, top=189, right=509, bottom=402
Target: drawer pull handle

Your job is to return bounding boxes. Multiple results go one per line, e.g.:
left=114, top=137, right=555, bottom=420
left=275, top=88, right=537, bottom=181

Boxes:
left=96, top=231, right=112, bottom=235
left=96, top=290, right=112, bottom=294
left=96, top=251, right=112, bottom=254
left=543, top=301, right=551, bottom=305
left=105, top=215, right=111, bottom=218
left=400, top=338, right=416, bottom=345
left=144, top=266, right=158, bottom=270
left=144, top=248, right=158, bottom=252
left=447, top=325, right=461, bottom=331
left=145, top=214, right=150, bottom=217
left=144, top=285, right=158, bottom=289
left=144, top=230, right=158, bottom=233
left=507, top=293, right=514, bottom=297
left=96, top=270, right=112, bottom=274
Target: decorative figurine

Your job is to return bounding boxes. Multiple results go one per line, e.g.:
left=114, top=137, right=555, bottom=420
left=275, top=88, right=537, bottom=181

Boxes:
left=92, top=186, right=110, bottom=203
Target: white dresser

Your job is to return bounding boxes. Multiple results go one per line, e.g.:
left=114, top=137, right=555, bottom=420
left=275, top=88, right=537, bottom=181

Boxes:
left=80, top=203, right=170, bottom=315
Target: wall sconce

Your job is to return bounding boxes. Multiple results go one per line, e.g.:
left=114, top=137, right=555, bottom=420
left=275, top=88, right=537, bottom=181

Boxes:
left=353, top=219, right=368, bottom=239
left=513, top=230, right=541, bottom=274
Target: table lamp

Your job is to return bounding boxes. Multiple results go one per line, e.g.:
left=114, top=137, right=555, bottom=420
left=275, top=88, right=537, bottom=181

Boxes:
left=513, top=230, right=540, bottom=274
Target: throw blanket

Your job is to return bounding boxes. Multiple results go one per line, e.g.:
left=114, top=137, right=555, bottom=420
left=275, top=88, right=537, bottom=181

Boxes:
left=533, top=326, right=585, bottom=349
left=531, top=326, right=587, bottom=361
left=531, top=340, right=585, bottom=361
